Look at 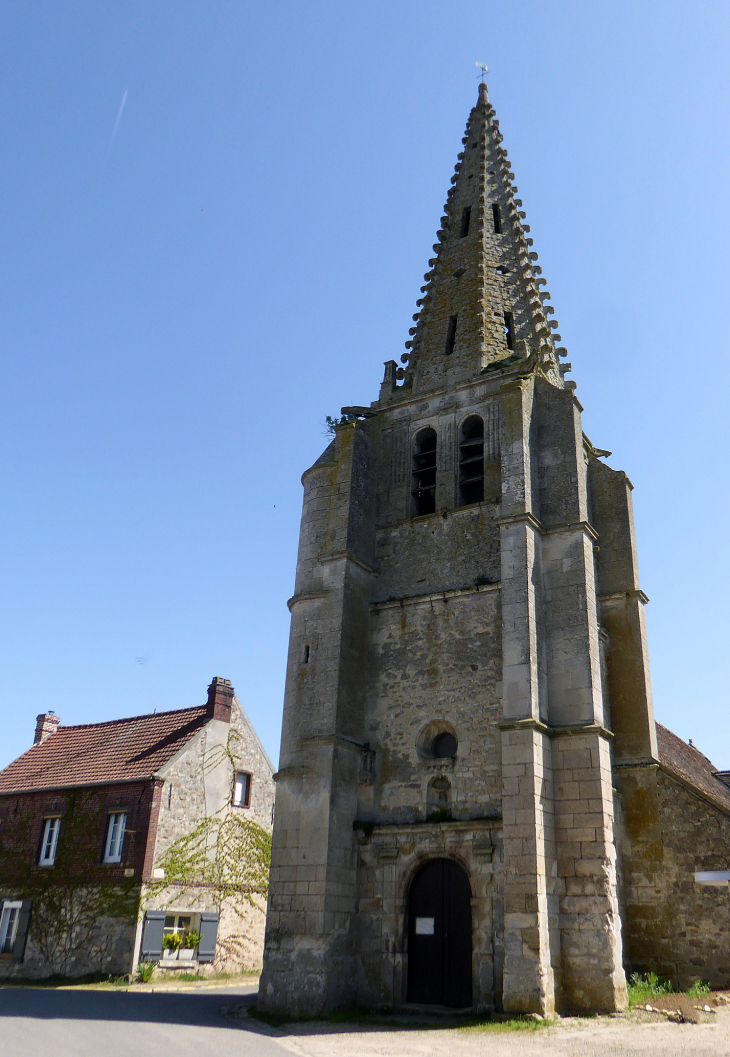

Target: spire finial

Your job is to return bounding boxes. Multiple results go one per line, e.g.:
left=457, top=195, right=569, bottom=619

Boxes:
left=476, top=61, right=488, bottom=83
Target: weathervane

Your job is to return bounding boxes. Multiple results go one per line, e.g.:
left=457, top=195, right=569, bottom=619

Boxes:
left=476, top=62, right=488, bottom=83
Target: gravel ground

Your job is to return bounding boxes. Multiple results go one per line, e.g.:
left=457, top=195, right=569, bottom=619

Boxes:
left=240, top=1003, right=730, bottom=1057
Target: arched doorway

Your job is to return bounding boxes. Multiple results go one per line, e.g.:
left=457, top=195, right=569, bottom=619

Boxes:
left=406, top=858, right=472, bottom=1007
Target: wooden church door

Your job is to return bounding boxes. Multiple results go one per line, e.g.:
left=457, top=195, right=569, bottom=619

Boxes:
left=406, top=858, right=473, bottom=1007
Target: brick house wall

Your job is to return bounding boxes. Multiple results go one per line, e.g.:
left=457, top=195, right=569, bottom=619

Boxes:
left=0, top=780, right=157, bottom=978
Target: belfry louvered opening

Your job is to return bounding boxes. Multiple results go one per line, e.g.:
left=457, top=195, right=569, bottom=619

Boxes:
left=412, top=427, right=437, bottom=516
left=458, top=416, right=484, bottom=506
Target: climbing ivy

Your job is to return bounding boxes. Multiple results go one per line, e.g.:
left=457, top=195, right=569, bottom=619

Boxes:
left=148, top=809, right=271, bottom=962
left=0, top=790, right=140, bottom=976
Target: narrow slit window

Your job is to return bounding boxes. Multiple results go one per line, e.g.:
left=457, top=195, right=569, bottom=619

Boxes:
left=460, top=206, right=471, bottom=238
left=492, top=203, right=502, bottom=234
left=503, top=311, right=515, bottom=350
left=411, top=428, right=437, bottom=517
left=459, top=416, right=484, bottom=506
left=445, top=314, right=458, bottom=356
left=302, top=644, right=310, bottom=664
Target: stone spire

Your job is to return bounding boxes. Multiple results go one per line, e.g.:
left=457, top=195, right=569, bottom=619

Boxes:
left=391, top=81, right=568, bottom=397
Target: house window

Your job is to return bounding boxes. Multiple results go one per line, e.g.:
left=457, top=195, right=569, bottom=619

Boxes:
left=39, top=816, right=60, bottom=866
left=233, top=771, right=252, bottom=808
left=0, top=901, right=21, bottom=954
left=163, top=913, right=193, bottom=938
left=104, top=812, right=127, bottom=863
left=411, top=427, right=438, bottom=516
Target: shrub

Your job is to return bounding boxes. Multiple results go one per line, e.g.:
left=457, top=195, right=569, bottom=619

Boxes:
left=136, top=960, right=157, bottom=983
left=627, top=972, right=674, bottom=1005
left=688, top=979, right=711, bottom=997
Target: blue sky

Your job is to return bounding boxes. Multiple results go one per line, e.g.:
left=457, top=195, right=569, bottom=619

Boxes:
left=1, top=1, right=728, bottom=770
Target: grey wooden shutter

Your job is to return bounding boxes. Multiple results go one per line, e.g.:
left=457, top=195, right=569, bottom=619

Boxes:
left=197, top=912, right=219, bottom=963
left=140, top=910, right=166, bottom=958
left=11, top=900, right=32, bottom=963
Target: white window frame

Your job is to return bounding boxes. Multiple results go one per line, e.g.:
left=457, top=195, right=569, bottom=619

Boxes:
left=233, top=771, right=251, bottom=808
left=163, top=912, right=197, bottom=937
left=0, top=901, right=22, bottom=955
left=104, top=812, right=127, bottom=864
left=39, top=816, right=61, bottom=866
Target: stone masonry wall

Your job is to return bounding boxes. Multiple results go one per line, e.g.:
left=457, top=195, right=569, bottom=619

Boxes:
left=618, top=766, right=730, bottom=989
left=363, top=586, right=502, bottom=824
left=143, top=701, right=274, bottom=973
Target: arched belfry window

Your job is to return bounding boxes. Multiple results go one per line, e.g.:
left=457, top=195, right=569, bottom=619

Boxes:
left=458, top=416, right=484, bottom=506
left=412, top=428, right=437, bottom=516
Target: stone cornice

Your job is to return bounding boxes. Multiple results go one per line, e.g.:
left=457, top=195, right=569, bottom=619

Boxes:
left=599, top=588, right=650, bottom=605
left=371, top=582, right=499, bottom=611
left=303, top=733, right=365, bottom=752
left=545, top=519, right=599, bottom=542
left=273, top=766, right=311, bottom=782
left=320, top=550, right=379, bottom=576
left=495, top=511, right=545, bottom=534
left=287, top=590, right=329, bottom=611
left=499, top=717, right=614, bottom=741
left=356, top=816, right=501, bottom=838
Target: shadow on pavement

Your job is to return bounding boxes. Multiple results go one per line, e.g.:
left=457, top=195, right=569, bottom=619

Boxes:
left=0, top=985, right=260, bottom=1032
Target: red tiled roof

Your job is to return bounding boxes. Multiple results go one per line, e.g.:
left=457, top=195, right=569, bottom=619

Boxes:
left=656, top=722, right=730, bottom=815
left=0, top=706, right=209, bottom=793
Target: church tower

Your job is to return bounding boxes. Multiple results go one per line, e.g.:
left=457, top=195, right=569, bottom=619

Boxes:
left=259, top=80, right=657, bottom=1016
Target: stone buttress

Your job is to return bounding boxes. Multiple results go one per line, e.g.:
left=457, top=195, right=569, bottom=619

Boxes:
left=260, top=81, right=656, bottom=1016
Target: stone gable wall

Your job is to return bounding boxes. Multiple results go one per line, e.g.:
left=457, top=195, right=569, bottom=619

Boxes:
left=618, top=765, right=730, bottom=989
left=146, top=703, right=274, bottom=973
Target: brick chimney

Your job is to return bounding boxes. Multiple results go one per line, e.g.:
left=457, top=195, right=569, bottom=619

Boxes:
left=206, top=677, right=234, bottom=723
left=34, top=712, right=60, bottom=745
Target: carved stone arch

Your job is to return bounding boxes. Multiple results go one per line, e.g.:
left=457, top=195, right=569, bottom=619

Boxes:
left=416, top=719, right=458, bottom=759
left=406, top=856, right=474, bottom=1006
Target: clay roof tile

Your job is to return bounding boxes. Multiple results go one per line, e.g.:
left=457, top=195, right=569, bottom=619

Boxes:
left=0, top=706, right=209, bottom=793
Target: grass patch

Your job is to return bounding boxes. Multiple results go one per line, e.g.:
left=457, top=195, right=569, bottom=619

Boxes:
left=457, top=1015, right=550, bottom=1033
left=688, top=980, right=711, bottom=998
left=627, top=973, right=674, bottom=1006
left=248, top=1006, right=550, bottom=1033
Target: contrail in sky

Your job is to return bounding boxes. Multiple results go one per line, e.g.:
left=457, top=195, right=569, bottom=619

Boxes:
left=107, top=89, right=128, bottom=157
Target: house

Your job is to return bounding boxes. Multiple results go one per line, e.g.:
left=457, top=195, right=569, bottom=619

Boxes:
left=0, top=677, right=274, bottom=979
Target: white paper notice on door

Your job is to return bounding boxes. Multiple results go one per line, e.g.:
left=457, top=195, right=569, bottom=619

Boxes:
left=415, top=917, right=435, bottom=935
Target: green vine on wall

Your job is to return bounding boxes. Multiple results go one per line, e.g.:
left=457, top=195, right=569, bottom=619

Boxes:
left=0, top=791, right=140, bottom=976
left=148, top=810, right=271, bottom=962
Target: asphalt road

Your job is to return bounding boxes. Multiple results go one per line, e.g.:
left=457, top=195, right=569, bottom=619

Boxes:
left=0, top=984, right=291, bottom=1057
